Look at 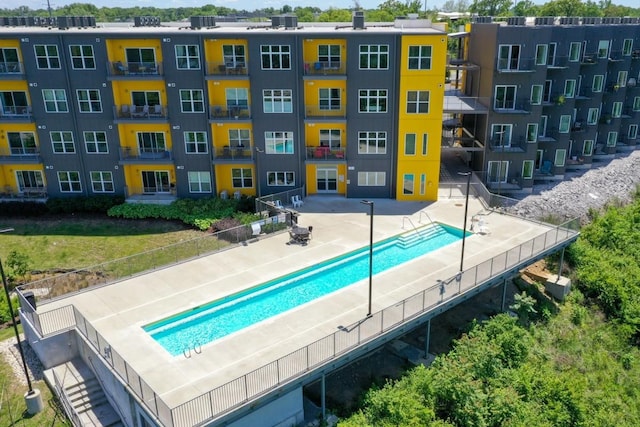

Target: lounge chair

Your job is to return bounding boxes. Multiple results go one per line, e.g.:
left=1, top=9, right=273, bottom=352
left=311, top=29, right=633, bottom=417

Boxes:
left=477, top=219, right=490, bottom=235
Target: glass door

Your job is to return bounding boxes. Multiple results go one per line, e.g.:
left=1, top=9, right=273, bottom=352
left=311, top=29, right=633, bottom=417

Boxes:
left=316, top=167, right=337, bottom=193
left=141, top=171, right=170, bottom=193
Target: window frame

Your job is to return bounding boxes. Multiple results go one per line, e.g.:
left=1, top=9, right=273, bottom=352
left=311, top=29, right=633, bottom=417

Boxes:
left=408, top=45, right=432, bottom=70
left=622, top=39, right=633, bottom=56
left=231, top=168, right=253, bottom=188
left=8, top=131, right=37, bottom=155
left=229, top=129, right=251, bottom=147
left=522, top=160, right=534, bottom=179
left=592, top=75, right=604, bottom=92
left=90, top=171, right=114, bottom=193
left=359, top=89, right=387, bottom=113
left=83, top=131, right=108, bottom=154
left=16, top=170, right=45, bottom=192
left=50, top=131, right=75, bottom=154
left=628, top=124, right=638, bottom=140
left=260, top=45, right=290, bottom=70
left=179, top=89, right=204, bottom=113
left=564, top=80, right=576, bottom=98
left=358, top=131, right=386, bottom=154
left=582, top=140, right=594, bottom=156
left=359, top=44, right=389, bottom=70
left=587, top=108, right=599, bottom=125
left=612, top=102, right=623, bottom=118
left=491, top=124, right=512, bottom=147
left=188, top=171, right=212, bottom=193
left=406, top=90, right=430, bottom=114
left=175, top=45, right=200, bottom=70
left=184, top=131, right=208, bottom=154
left=42, top=89, right=68, bottom=113
left=34, top=44, right=61, bottom=69
left=267, top=171, right=295, bottom=187
left=319, top=129, right=341, bottom=148
left=357, top=171, right=386, bottom=186
left=526, top=123, right=538, bottom=143
left=606, top=131, right=618, bottom=147
left=530, top=85, right=543, bottom=105
left=568, top=42, right=581, bottom=62
left=559, top=115, right=571, bottom=133
left=494, top=85, right=517, bottom=110
left=76, top=89, right=102, bottom=113
left=263, top=89, right=293, bottom=113
left=69, top=44, right=96, bottom=70
left=264, top=131, right=294, bottom=154
left=319, top=88, right=341, bottom=111
left=58, top=171, right=82, bottom=192
left=405, top=133, right=416, bottom=155
left=223, top=44, right=246, bottom=67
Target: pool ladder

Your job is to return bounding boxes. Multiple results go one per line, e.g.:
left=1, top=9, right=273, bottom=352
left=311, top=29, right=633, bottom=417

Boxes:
left=183, top=343, right=202, bottom=358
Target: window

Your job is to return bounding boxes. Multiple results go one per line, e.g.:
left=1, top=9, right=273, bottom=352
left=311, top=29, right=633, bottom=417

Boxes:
left=320, top=129, right=341, bottom=148
left=0, top=48, right=19, bottom=72
left=403, top=174, right=414, bottom=195
left=319, top=88, right=341, bottom=110
left=494, top=85, right=516, bottom=109
left=543, top=80, right=552, bottom=103
left=90, top=171, right=114, bottom=193
left=137, top=132, right=166, bottom=153
left=564, top=80, right=576, bottom=98
left=131, top=91, right=160, bottom=107
left=408, top=45, right=432, bottom=70
left=263, top=89, right=292, bottom=113
left=265, top=131, right=294, bottom=154
left=488, top=161, right=508, bottom=183
left=530, top=85, right=543, bottom=105
left=539, top=115, right=548, bottom=137
left=58, top=171, right=81, bottom=192
left=84, top=131, right=108, bottom=153
left=607, top=132, right=617, bottom=147
left=554, top=149, right=566, bottom=166
left=422, top=134, right=428, bottom=155
left=50, top=131, right=75, bottom=153
left=628, top=124, right=638, bottom=140
left=142, top=171, right=170, bottom=193
left=34, top=44, right=60, bottom=69
left=497, top=44, right=520, bottom=70
left=522, top=160, right=534, bottom=179
left=587, top=108, right=599, bottom=125
left=617, top=71, right=628, bottom=88
left=77, top=89, right=102, bottom=113
left=267, top=171, right=295, bottom=186
left=125, top=48, right=156, bottom=68
left=592, top=75, right=604, bottom=92
left=582, top=140, right=594, bottom=156
left=42, top=89, right=68, bottom=112
left=180, top=90, right=204, bottom=113
left=535, top=44, right=547, bottom=65
left=406, top=91, right=429, bottom=113
left=8, top=132, right=36, bottom=155
left=547, top=43, right=557, bottom=66
left=359, top=45, right=389, bottom=69
left=223, top=45, right=246, bottom=67
left=318, top=44, right=340, bottom=66
left=16, top=170, right=44, bottom=192
left=358, top=131, right=386, bottom=154
left=0, top=91, right=28, bottom=114
left=359, top=89, right=387, bottom=113
left=559, top=115, right=571, bottom=133
left=175, top=45, right=200, bottom=69
left=229, top=129, right=250, bottom=147
left=612, top=102, right=623, bottom=118
left=225, top=88, right=249, bottom=110
left=184, top=131, right=207, bottom=153
left=597, top=40, right=609, bottom=58
left=491, top=124, right=512, bottom=147
left=232, top=168, right=252, bottom=188
left=623, top=39, right=633, bottom=56
left=358, top=171, right=385, bottom=186
left=188, top=171, right=212, bottom=193
left=568, top=42, right=581, bottom=62
left=405, top=134, right=416, bottom=155
left=633, top=97, right=640, bottom=111
left=69, top=45, right=95, bottom=69
left=526, top=124, right=538, bottom=143
left=261, top=45, right=290, bottom=69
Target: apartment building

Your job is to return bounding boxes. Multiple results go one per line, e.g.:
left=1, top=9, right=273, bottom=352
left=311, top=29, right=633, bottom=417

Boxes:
left=0, top=15, right=446, bottom=203
left=447, top=16, right=640, bottom=194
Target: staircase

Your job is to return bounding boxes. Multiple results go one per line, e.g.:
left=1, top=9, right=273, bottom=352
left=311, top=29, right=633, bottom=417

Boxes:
left=396, top=225, right=446, bottom=249
left=44, top=358, right=124, bottom=427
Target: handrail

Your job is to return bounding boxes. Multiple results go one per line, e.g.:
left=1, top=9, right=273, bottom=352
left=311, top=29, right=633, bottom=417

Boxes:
left=401, top=216, right=422, bottom=236
left=51, top=367, right=83, bottom=427
left=418, top=210, right=434, bottom=226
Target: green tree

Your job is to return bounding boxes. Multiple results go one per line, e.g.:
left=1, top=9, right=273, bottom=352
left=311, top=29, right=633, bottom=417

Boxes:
left=317, top=8, right=352, bottom=22
left=539, top=0, right=585, bottom=17
left=5, top=250, right=31, bottom=286
left=512, top=0, right=539, bottom=16
left=469, top=0, right=513, bottom=16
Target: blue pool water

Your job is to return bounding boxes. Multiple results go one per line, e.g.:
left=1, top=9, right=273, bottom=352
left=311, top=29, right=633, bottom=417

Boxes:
left=145, top=224, right=463, bottom=356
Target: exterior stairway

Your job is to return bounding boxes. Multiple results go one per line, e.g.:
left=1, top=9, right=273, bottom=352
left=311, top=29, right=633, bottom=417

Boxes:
left=44, top=358, right=123, bottom=427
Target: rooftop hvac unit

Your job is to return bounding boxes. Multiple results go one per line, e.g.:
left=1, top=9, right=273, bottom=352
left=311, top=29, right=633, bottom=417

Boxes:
left=57, top=16, right=71, bottom=29
left=284, top=15, right=298, bottom=29
left=271, top=16, right=283, bottom=27
left=191, top=16, right=203, bottom=29
left=134, top=16, right=143, bottom=27
left=353, top=11, right=365, bottom=29
left=602, top=17, right=621, bottom=24
left=507, top=17, right=525, bottom=26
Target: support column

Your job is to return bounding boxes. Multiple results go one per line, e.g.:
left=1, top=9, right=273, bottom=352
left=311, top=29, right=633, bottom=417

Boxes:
left=557, top=248, right=565, bottom=279
left=321, top=373, right=326, bottom=421
left=501, top=279, right=508, bottom=312
left=424, top=319, right=431, bottom=356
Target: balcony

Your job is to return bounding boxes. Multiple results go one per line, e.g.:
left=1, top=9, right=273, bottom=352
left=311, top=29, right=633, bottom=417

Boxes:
left=571, top=121, right=585, bottom=133
left=632, top=50, right=640, bottom=60
left=488, top=137, right=527, bottom=153
left=546, top=56, right=570, bottom=69
left=608, top=50, right=624, bottom=62
left=124, top=185, right=176, bottom=204
left=107, top=61, right=163, bottom=79
left=0, top=61, right=25, bottom=78
left=492, top=99, right=531, bottom=114
left=0, top=147, right=41, bottom=163
left=304, top=105, right=346, bottom=120
left=303, top=62, right=346, bottom=77
left=119, top=147, right=173, bottom=164
left=214, top=146, right=253, bottom=161
left=113, top=105, right=168, bottom=122
left=580, top=54, right=598, bottom=65
left=0, top=186, right=47, bottom=200
left=496, top=57, right=535, bottom=73
left=205, top=61, right=248, bottom=78
left=305, top=146, right=345, bottom=161
left=208, top=105, right=251, bottom=121
left=0, top=105, right=33, bottom=122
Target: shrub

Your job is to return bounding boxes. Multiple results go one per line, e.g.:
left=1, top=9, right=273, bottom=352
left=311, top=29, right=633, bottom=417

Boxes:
left=0, top=201, right=48, bottom=217
left=47, top=195, right=125, bottom=214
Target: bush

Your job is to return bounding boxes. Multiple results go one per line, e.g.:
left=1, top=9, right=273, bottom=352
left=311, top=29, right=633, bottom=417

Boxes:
left=46, top=195, right=125, bottom=214
left=0, top=201, right=48, bottom=217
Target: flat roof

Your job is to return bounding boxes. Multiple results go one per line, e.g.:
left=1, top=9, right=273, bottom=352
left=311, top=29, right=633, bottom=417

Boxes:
left=38, top=195, right=557, bottom=418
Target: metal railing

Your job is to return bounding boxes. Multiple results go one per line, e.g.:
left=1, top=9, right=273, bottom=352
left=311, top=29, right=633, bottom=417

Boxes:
left=303, top=61, right=345, bottom=75
left=113, top=104, right=168, bottom=120
left=51, top=367, right=83, bottom=427
left=107, top=61, right=163, bottom=77
left=0, top=61, right=24, bottom=74
left=119, top=147, right=173, bottom=162
left=305, top=105, right=346, bottom=119
left=0, top=105, right=32, bottom=118
left=205, top=61, right=248, bottom=76
left=305, top=146, right=345, bottom=161
left=209, top=105, right=251, bottom=120
left=214, top=146, right=253, bottom=160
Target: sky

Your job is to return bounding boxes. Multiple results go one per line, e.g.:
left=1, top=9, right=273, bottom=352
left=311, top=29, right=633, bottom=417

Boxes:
left=12, top=0, right=639, bottom=13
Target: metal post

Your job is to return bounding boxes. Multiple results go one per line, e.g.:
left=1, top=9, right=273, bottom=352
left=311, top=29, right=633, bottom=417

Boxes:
left=501, top=279, right=508, bottom=312
left=424, top=319, right=431, bottom=355
left=361, top=200, right=374, bottom=317
left=458, top=172, right=471, bottom=273
left=557, top=248, right=565, bottom=281
left=321, top=373, right=326, bottom=421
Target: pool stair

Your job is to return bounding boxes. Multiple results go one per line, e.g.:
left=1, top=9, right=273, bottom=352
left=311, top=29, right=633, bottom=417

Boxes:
left=44, top=358, right=124, bottom=427
left=396, top=226, right=447, bottom=249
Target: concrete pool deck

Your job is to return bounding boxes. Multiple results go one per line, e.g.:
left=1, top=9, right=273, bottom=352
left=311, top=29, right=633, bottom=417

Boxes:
left=38, top=194, right=558, bottom=410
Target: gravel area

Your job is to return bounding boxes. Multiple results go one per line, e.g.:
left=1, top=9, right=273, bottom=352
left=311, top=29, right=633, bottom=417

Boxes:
left=0, top=332, right=44, bottom=386
left=508, top=151, right=640, bottom=221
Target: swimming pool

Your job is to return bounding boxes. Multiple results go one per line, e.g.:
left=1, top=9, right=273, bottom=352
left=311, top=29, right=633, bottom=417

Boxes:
left=144, top=224, right=464, bottom=356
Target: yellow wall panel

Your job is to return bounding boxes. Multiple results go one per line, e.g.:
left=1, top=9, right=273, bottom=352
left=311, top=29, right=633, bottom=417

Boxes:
left=122, top=165, right=175, bottom=191
left=203, top=39, right=248, bottom=64
left=0, top=39, right=21, bottom=49
left=302, top=38, right=347, bottom=65
left=105, top=39, right=163, bottom=62
left=303, top=80, right=347, bottom=110
left=117, top=124, right=172, bottom=150
left=1, top=164, right=45, bottom=193
left=210, top=123, right=253, bottom=148
left=215, top=164, right=256, bottom=196
left=111, top=81, right=166, bottom=106
left=304, top=163, right=346, bottom=195
left=0, top=80, right=28, bottom=91
left=207, top=80, right=251, bottom=107
left=303, top=122, right=347, bottom=147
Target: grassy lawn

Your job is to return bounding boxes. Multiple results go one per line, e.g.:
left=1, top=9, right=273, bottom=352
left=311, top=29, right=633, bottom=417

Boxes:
left=0, top=215, right=207, bottom=425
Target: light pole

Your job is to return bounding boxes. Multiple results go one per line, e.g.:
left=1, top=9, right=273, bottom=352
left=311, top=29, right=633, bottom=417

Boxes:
left=0, top=228, right=42, bottom=413
left=360, top=200, right=374, bottom=317
left=458, top=172, right=471, bottom=274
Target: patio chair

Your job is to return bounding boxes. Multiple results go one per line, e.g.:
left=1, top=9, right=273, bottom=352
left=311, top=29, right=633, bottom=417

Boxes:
left=293, top=195, right=304, bottom=207
left=150, top=104, right=162, bottom=117
left=274, top=200, right=284, bottom=209
left=291, top=196, right=302, bottom=208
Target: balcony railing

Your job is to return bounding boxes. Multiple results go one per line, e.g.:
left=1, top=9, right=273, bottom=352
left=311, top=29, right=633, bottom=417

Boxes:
left=305, top=105, right=346, bottom=119
left=214, top=146, right=253, bottom=160
left=113, top=104, right=167, bottom=120
left=0, top=105, right=32, bottom=119
left=546, top=56, right=570, bottom=68
left=0, top=147, right=41, bottom=163
left=0, top=186, right=47, bottom=199
left=209, top=105, right=251, bottom=120
left=497, top=57, right=535, bottom=72
left=205, top=62, right=248, bottom=76
left=0, top=61, right=24, bottom=75
left=120, top=147, right=173, bottom=162
left=492, top=99, right=530, bottom=113
left=107, top=61, right=163, bottom=77
left=580, top=53, right=598, bottom=65
left=305, top=146, right=345, bottom=160
left=303, top=61, right=345, bottom=75
left=488, top=137, right=526, bottom=152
